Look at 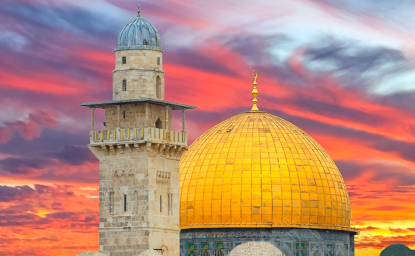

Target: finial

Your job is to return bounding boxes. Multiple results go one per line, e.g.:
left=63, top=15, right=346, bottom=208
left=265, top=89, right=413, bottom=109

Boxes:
left=251, top=70, right=259, bottom=111
left=137, top=3, right=141, bottom=17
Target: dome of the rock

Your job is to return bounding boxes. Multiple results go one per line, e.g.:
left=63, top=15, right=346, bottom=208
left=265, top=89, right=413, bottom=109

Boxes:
left=179, top=110, right=355, bottom=232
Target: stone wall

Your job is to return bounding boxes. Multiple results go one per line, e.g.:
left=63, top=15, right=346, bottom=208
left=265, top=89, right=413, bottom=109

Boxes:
left=104, top=104, right=172, bottom=130
left=113, top=50, right=165, bottom=100
left=89, top=141, right=184, bottom=256
left=115, top=49, right=163, bottom=70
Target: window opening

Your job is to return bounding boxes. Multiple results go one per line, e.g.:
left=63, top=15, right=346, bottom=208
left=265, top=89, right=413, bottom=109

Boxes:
left=143, top=39, right=148, bottom=45
left=168, top=194, right=172, bottom=216
left=124, top=194, right=127, bottom=212
left=110, top=192, right=114, bottom=215
left=156, top=76, right=161, bottom=99
left=157, top=57, right=160, bottom=65
left=155, top=118, right=162, bottom=129
left=122, top=80, right=127, bottom=91
left=122, top=56, right=126, bottom=64
left=123, top=111, right=126, bottom=119
left=134, top=191, right=138, bottom=214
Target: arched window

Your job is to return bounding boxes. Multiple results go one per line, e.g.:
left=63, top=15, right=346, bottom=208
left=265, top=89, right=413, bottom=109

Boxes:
left=155, top=118, right=162, bottom=129
left=157, top=57, right=160, bottom=66
left=124, top=194, right=127, bottom=212
left=122, top=56, right=126, bottom=64
left=122, top=79, right=127, bottom=91
left=143, top=39, right=148, bottom=45
left=156, top=76, right=161, bottom=99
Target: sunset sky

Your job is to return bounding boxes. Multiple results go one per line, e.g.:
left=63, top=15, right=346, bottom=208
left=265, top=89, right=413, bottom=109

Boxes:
left=1, top=0, right=415, bottom=255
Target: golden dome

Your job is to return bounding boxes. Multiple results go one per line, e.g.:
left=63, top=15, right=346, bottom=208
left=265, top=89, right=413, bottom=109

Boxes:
left=179, top=111, right=356, bottom=232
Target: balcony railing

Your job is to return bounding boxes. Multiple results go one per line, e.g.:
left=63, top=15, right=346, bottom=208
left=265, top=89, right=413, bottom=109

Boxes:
left=90, top=127, right=187, bottom=145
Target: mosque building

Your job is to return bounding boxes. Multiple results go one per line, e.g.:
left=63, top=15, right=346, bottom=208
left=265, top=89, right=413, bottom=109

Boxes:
left=80, top=6, right=358, bottom=256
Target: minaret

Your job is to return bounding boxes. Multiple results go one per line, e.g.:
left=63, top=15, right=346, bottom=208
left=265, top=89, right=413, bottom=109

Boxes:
left=81, top=6, right=195, bottom=256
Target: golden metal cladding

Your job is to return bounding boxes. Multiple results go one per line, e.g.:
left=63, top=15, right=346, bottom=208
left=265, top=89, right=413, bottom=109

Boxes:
left=179, top=111, right=357, bottom=232
left=251, top=70, right=259, bottom=111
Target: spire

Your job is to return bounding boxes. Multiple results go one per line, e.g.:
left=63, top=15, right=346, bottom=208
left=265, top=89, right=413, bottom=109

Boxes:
left=137, top=4, right=141, bottom=17
left=251, top=70, right=259, bottom=111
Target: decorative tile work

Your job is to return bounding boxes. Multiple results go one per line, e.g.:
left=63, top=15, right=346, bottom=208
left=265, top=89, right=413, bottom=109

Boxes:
left=325, top=243, right=333, bottom=256
left=283, top=241, right=294, bottom=256
left=179, top=111, right=356, bottom=232
left=187, top=243, right=197, bottom=256
left=295, top=242, right=307, bottom=256
left=180, top=228, right=354, bottom=256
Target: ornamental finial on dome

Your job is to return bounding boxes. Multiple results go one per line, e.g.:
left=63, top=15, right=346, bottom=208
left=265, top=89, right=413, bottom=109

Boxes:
left=137, top=3, right=141, bottom=17
left=251, top=70, right=259, bottom=111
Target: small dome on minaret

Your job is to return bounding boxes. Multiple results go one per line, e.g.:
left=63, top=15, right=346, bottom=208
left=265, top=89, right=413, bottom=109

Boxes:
left=115, top=5, right=162, bottom=51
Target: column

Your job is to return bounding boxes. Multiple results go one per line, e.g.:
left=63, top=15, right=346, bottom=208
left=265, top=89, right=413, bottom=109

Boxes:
left=116, top=105, right=120, bottom=127
left=165, top=106, right=169, bottom=130
left=145, top=103, right=149, bottom=127
left=182, top=109, right=186, bottom=132
left=91, top=107, right=95, bottom=131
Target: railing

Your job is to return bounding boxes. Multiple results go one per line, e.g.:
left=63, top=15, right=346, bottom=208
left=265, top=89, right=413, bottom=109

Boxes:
left=91, top=127, right=186, bottom=145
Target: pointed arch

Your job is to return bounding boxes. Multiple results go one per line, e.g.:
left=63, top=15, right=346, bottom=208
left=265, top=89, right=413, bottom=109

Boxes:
left=124, top=194, right=127, bottom=212
left=155, top=118, right=162, bottom=129
left=122, top=79, right=127, bottom=91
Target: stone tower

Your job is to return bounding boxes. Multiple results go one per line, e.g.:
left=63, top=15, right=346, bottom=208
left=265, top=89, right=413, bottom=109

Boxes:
left=81, top=6, right=195, bottom=256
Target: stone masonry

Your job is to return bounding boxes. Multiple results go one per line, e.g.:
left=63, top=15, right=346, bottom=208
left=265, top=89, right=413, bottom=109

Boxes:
left=89, top=138, right=183, bottom=256
left=113, top=50, right=165, bottom=101
left=104, top=103, right=171, bottom=130
left=81, top=8, right=196, bottom=256
left=86, top=57, right=184, bottom=255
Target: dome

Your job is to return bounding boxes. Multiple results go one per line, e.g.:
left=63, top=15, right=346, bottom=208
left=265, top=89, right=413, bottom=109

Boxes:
left=179, top=111, right=356, bottom=232
left=228, top=241, right=282, bottom=256
left=115, top=6, right=162, bottom=52
left=380, top=244, right=415, bottom=256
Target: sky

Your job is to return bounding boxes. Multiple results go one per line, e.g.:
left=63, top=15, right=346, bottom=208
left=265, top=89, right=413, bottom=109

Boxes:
left=1, top=0, right=415, bottom=255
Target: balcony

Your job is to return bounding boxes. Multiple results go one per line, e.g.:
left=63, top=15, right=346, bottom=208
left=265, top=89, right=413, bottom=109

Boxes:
left=89, top=127, right=187, bottom=146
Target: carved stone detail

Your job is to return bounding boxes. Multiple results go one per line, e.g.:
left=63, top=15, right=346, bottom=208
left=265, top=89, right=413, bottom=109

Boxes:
left=109, top=145, right=116, bottom=155
left=125, top=143, right=132, bottom=152
left=101, top=145, right=109, bottom=155
left=117, top=144, right=124, bottom=154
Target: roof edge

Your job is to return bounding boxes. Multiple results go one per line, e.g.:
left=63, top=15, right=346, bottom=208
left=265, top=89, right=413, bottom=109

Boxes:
left=180, top=224, right=359, bottom=234
left=80, top=98, right=196, bottom=110
left=114, top=45, right=163, bottom=52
